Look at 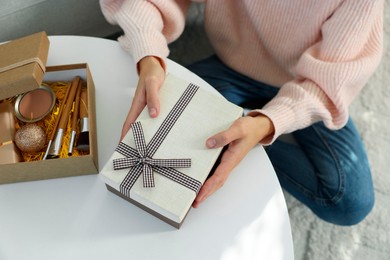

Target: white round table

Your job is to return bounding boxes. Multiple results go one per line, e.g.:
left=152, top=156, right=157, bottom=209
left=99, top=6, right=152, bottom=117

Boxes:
left=0, top=36, right=294, bottom=260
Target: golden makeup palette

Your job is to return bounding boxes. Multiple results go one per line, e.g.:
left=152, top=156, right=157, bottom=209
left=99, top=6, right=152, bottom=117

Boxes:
left=14, top=85, right=56, bottom=123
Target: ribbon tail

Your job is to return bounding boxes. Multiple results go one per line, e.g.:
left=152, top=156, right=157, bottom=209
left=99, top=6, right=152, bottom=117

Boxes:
left=143, top=164, right=155, bottom=188
left=154, top=166, right=202, bottom=194
left=150, top=158, right=191, bottom=168
left=120, top=165, right=143, bottom=197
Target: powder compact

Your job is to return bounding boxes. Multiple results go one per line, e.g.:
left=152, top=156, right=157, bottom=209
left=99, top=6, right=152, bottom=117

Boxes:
left=14, top=85, right=56, bottom=123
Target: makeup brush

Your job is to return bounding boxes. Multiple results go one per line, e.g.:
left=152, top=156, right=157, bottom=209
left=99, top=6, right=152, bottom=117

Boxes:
left=46, top=76, right=81, bottom=159
left=68, top=80, right=82, bottom=156
left=43, top=81, right=72, bottom=160
left=76, top=87, right=89, bottom=152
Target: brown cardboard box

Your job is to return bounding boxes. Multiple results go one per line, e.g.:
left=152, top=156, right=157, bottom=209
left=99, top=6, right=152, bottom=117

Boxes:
left=0, top=33, right=98, bottom=184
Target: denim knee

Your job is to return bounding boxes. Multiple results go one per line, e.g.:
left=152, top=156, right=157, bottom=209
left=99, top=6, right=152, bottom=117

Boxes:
left=311, top=167, right=375, bottom=226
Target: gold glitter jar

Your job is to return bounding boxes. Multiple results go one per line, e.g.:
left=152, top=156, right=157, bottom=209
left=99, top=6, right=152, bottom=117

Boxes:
left=15, top=124, right=46, bottom=153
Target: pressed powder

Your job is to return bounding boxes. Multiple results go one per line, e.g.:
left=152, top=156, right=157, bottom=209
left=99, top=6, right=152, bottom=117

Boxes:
left=14, top=86, right=56, bottom=123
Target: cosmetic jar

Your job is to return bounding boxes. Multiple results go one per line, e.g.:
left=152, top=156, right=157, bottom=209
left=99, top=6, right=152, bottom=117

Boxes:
left=14, top=85, right=56, bottom=123
left=15, top=123, right=46, bottom=153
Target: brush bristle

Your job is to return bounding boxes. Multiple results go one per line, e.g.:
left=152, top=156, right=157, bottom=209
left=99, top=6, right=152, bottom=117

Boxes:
left=76, top=132, right=90, bottom=152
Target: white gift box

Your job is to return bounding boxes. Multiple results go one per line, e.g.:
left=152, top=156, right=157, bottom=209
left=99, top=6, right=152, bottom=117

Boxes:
left=101, top=74, right=243, bottom=228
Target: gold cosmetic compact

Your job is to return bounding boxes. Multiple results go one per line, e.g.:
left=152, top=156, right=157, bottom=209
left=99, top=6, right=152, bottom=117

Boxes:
left=14, top=85, right=56, bottom=123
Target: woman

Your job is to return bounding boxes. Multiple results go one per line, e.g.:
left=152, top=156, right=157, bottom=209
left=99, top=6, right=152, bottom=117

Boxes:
left=100, top=0, right=384, bottom=225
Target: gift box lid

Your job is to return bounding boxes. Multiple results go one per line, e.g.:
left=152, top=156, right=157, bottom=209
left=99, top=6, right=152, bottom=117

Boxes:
left=0, top=32, right=50, bottom=100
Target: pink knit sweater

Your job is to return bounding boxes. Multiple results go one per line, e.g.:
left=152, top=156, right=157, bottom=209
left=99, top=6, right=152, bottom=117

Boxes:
left=100, top=0, right=383, bottom=144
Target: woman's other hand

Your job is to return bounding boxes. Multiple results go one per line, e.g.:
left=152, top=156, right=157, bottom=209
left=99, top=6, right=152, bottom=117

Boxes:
left=193, top=114, right=274, bottom=208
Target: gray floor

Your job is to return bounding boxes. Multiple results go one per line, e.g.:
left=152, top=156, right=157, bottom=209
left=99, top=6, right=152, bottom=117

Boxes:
left=170, top=3, right=390, bottom=260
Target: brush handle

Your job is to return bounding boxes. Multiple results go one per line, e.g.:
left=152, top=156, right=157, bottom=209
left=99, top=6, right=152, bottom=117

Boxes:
left=58, top=77, right=80, bottom=130
left=79, top=87, right=88, bottom=120
left=71, top=81, right=82, bottom=131
left=76, top=87, right=90, bottom=152
left=47, top=81, right=72, bottom=142
left=67, top=80, right=83, bottom=155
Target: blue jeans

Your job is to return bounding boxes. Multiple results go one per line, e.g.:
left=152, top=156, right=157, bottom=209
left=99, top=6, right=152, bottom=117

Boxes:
left=187, top=55, right=374, bottom=225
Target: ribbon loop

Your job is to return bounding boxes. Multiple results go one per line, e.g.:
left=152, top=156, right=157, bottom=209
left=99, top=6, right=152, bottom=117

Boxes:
left=113, top=157, right=140, bottom=170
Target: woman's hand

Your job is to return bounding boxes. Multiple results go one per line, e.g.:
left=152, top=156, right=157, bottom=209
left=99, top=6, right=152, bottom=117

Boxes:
left=192, top=114, right=275, bottom=208
left=121, top=56, right=166, bottom=140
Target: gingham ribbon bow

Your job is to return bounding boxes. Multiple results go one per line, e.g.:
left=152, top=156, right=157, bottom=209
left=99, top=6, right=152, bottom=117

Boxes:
left=113, top=83, right=202, bottom=195
left=113, top=121, right=191, bottom=188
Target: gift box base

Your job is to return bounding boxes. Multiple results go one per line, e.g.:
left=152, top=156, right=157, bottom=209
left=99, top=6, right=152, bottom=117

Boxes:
left=106, top=184, right=189, bottom=229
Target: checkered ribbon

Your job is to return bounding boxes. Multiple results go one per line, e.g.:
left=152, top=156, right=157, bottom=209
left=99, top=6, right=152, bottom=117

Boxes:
left=113, top=83, right=202, bottom=196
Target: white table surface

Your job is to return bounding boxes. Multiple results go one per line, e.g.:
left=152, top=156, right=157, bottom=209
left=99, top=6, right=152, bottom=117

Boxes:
left=0, top=36, right=294, bottom=260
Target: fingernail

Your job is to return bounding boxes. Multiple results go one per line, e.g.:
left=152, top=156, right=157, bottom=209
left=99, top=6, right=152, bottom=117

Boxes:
left=206, top=138, right=216, bottom=148
left=149, top=108, right=157, bottom=117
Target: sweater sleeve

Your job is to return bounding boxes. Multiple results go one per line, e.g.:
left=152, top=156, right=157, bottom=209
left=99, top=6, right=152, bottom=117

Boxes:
left=250, top=0, right=384, bottom=145
left=99, top=0, right=191, bottom=67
